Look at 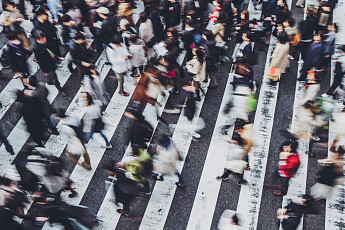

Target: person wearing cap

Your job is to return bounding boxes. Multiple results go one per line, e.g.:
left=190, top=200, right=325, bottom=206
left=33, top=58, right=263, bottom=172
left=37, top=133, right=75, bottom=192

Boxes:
left=71, top=31, right=95, bottom=82
left=93, top=6, right=118, bottom=51
left=32, top=30, right=68, bottom=97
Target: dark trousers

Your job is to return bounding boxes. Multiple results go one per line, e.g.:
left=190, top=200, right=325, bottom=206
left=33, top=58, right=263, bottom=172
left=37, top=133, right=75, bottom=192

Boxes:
left=326, top=74, right=343, bottom=95
left=0, top=130, right=14, bottom=153
left=280, top=176, right=290, bottom=196
left=220, top=169, right=245, bottom=183
left=47, top=71, right=62, bottom=91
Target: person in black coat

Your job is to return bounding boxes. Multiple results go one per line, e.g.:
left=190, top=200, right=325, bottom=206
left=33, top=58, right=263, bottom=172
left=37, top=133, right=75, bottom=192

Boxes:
left=16, top=90, right=45, bottom=147
left=201, top=29, right=218, bottom=88
left=71, top=32, right=95, bottom=82
left=299, top=9, right=318, bottom=60
left=299, top=33, right=325, bottom=81
left=32, top=30, right=67, bottom=96
left=182, top=18, right=197, bottom=61
left=145, top=0, right=164, bottom=46
left=125, top=107, right=154, bottom=155
left=2, top=32, right=31, bottom=88
left=0, top=125, right=14, bottom=155
left=160, top=0, right=181, bottom=29
left=34, top=9, right=62, bottom=58
left=103, top=161, right=139, bottom=216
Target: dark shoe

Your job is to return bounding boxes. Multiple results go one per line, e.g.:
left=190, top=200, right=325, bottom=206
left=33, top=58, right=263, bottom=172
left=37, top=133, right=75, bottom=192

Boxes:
left=80, top=162, right=92, bottom=171
left=68, top=191, right=78, bottom=198
left=273, top=190, right=283, bottom=196
left=175, top=182, right=186, bottom=187
left=216, top=176, right=228, bottom=181
left=47, top=81, right=54, bottom=85
left=119, top=91, right=129, bottom=97
left=117, top=209, right=130, bottom=216
left=60, top=91, right=68, bottom=97
left=237, top=180, right=248, bottom=185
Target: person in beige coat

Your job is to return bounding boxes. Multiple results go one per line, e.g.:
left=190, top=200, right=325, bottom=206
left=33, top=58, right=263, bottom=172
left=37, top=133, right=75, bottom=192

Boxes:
left=269, top=32, right=290, bottom=81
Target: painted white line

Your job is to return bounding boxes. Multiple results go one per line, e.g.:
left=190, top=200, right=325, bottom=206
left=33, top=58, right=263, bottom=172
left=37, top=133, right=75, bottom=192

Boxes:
left=325, top=0, right=345, bottom=228
left=186, top=72, right=235, bottom=230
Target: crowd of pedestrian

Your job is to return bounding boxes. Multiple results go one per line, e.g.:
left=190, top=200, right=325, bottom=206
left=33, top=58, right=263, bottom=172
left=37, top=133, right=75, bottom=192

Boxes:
left=0, top=0, right=343, bottom=229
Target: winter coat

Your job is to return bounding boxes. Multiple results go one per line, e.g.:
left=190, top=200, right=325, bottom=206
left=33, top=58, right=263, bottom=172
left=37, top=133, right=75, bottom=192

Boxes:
left=62, top=120, right=86, bottom=157
left=186, top=56, right=206, bottom=82
left=148, top=8, right=164, bottom=41
left=3, top=41, right=30, bottom=74
left=323, top=32, right=336, bottom=56
left=83, top=100, right=103, bottom=133
left=33, top=42, right=57, bottom=73
left=106, top=43, right=130, bottom=74
left=33, top=82, right=54, bottom=120
left=299, top=15, right=318, bottom=41
left=303, top=42, right=325, bottom=70
left=153, top=140, right=180, bottom=176
left=139, top=19, right=155, bottom=44
left=129, top=39, right=146, bottom=68
left=83, top=74, right=109, bottom=108
left=230, top=85, right=251, bottom=120
left=99, top=15, right=118, bottom=45
left=125, top=149, right=152, bottom=182
left=225, top=143, right=248, bottom=174
left=278, top=152, right=300, bottom=178
left=270, top=42, right=290, bottom=74
left=26, top=148, right=67, bottom=194
left=66, top=8, right=83, bottom=27
left=71, top=41, right=94, bottom=70
left=132, top=72, right=161, bottom=105
left=34, top=20, right=58, bottom=46
left=212, top=23, right=225, bottom=43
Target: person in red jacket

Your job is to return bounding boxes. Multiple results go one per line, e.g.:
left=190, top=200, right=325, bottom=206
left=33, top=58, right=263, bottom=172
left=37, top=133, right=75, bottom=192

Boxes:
left=273, top=140, right=300, bottom=196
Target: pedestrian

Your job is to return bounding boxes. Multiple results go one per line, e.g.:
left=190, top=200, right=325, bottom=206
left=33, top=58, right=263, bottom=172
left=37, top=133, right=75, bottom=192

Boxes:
left=15, top=90, right=45, bottom=147
left=164, top=39, right=180, bottom=94
left=1, top=0, right=31, bottom=50
left=234, top=31, right=252, bottom=64
left=201, top=29, right=218, bottom=89
left=299, top=33, right=325, bottom=81
left=324, top=45, right=345, bottom=99
left=34, top=9, right=62, bottom=59
left=268, top=31, right=290, bottom=83
left=57, top=109, right=92, bottom=171
left=218, top=210, right=241, bottom=229
left=273, top=140, right=300, bottom=196
left=216, top=133, right=248, bottom=185
left=2, top=32, right=31, bottom=88
left=106, top=35, right=132, bottom=97
left=71, top=31, right=95, bottom=82
left=310, top=146, right=345, bottom=200
left=93, top=6, right=117, bottom=51
left=182, top=18, right=197, bottom=61
left=185, top=47, right=206, bottom=101
left=103, top=160, right=139, bottom=216
left=82, top=92, right=112, bottom=149
left=32, top=30, right=68, bottom=96
left=153, top=134, right=186, bottom=187
left=128, top=34, right=146, bottom=77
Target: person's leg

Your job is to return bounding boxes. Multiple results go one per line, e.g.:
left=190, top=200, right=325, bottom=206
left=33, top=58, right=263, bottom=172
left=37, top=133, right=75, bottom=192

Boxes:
left=122, top=202, right=130, bottom=214
left=208, top=72, right=217, bottom=88
left=281, top=177, right=290, bottom=196
left=326, top=75, right=342, bottom=95
left=142, top=180, right=151, bottom=193
left=86, top=132, right=94, bottom=142
left=115, top=71, right=124, bottom=93
left=0, top=132, right=14, bottom=154
left=233, top=172, right=247, bottom=184
left=48, top=71, right=63, bottom=91
left=217, top=169, right=232, bottom=179
left=176, top=172, right=186, bottom=186
left=100, top=131, right=111, bottom=147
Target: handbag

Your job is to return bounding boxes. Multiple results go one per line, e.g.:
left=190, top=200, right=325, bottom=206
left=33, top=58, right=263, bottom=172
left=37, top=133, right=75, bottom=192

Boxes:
left=268, top=66, right=280, bottom=81
left=92, top=118, right=104, bottom=133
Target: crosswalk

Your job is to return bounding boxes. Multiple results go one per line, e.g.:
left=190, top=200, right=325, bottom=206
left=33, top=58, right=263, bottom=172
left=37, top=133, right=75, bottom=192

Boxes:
left=0, top=0, right=345, bottom=229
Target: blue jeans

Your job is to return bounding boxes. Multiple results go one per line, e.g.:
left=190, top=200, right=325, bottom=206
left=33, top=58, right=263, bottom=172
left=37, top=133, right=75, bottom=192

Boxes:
left=86, top=132, right=111, bottom=146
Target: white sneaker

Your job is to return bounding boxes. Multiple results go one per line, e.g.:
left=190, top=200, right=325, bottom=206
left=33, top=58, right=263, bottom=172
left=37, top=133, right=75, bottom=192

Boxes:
left=193, top=132, right=201, bottom=139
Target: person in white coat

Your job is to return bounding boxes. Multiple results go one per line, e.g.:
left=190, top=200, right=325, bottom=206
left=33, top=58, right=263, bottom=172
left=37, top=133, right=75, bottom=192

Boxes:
left=153, top=134, right=186, bottom=187
left=216, top=133, right=248, bottom=185
left=106, top=35, right=132, bottom=97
